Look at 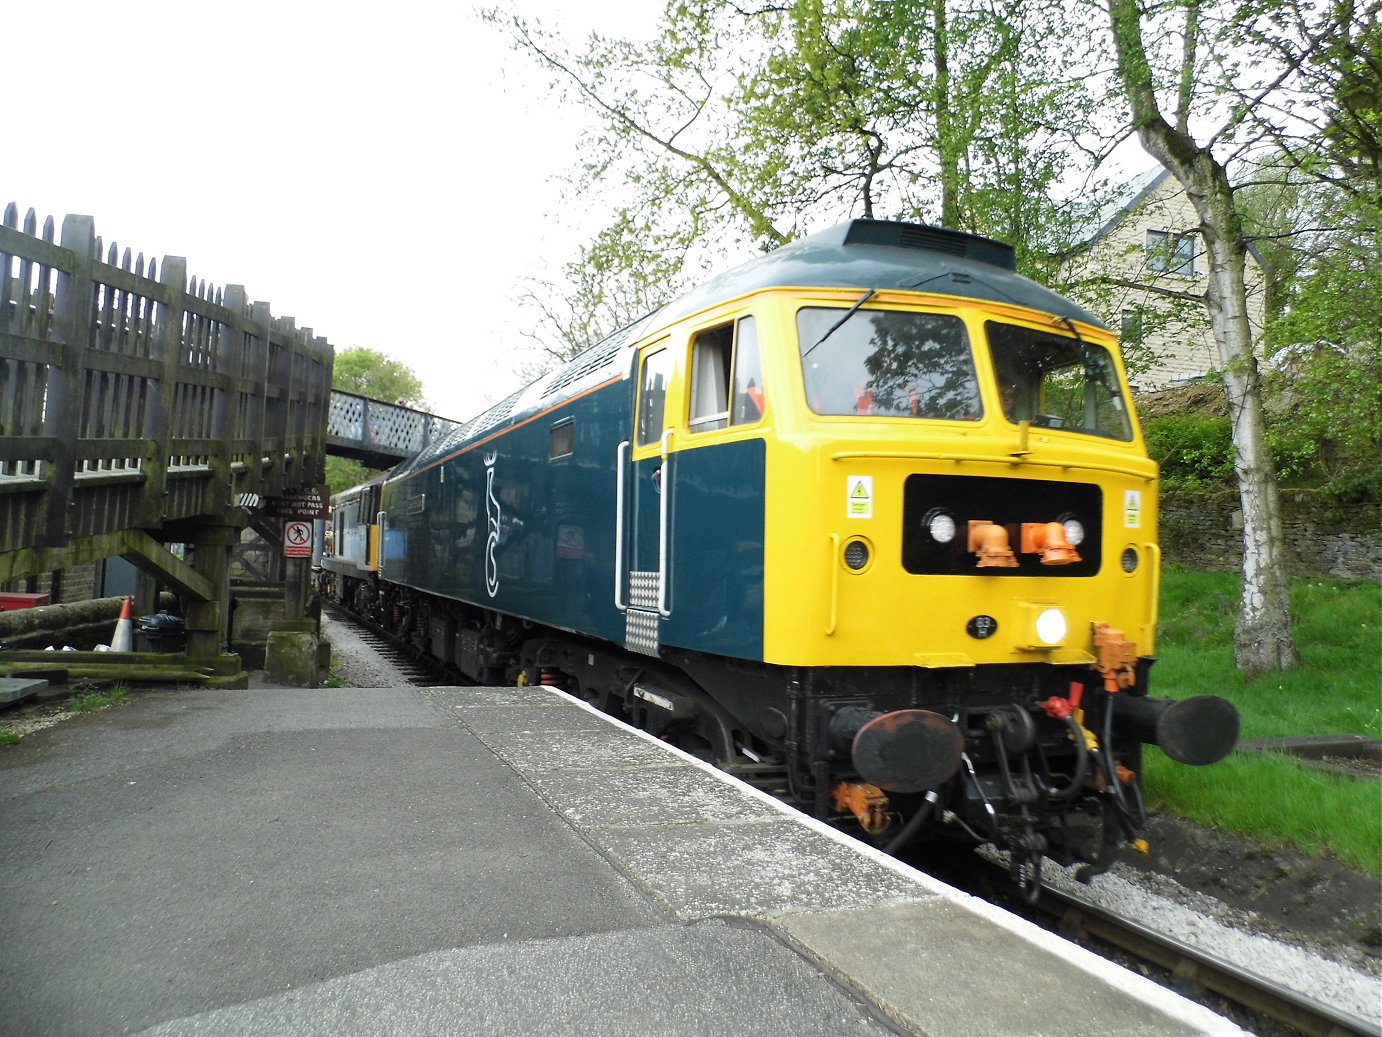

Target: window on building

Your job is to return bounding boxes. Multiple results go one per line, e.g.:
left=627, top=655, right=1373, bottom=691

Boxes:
left=1146, top=229, right=1196, bottom=276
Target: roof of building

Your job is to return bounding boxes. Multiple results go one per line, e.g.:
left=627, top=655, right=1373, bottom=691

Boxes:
left=1081, top=168, right=1171, bottom=243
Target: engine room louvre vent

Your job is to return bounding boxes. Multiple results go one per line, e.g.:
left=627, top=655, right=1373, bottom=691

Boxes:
left=541, top=338, right=622, bottom=399
left=462, top=388, right=524, bottom=441
left=843, top=220, right=1016, bottom=271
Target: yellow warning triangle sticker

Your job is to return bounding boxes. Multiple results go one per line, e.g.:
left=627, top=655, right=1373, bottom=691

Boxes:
left=851, top=480, right=869, bottom=498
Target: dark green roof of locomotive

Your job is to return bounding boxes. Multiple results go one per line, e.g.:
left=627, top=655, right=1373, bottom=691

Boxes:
left=389, top=220, right=1108, bottom=478
left=651, top=219, right=1108, bottom=330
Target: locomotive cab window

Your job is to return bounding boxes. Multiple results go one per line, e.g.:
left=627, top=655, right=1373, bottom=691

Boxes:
left=636, top=346, right=674, bottom=447
left=689, top=316, right=764, bottom=432
left=987, top=322, right=1133, bottom=441
left=797, top=307, right=980, bottom=419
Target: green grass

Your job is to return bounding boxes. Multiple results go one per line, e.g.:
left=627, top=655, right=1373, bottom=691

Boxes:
left=69, top=684, right=129, bottom=714
left=1146, top=569, right=1381, bottom=874
left=0, top=728, right=19, bottom=746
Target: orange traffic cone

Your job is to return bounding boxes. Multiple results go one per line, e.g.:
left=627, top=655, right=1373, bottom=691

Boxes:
left=111, top=596, right=135, bottom=652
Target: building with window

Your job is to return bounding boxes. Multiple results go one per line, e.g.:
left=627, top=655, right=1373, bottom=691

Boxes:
left=1060, top=168, right=1267, bottom=391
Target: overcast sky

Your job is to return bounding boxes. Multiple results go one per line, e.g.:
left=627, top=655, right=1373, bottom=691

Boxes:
left=6, top=1, right=659, bottom=420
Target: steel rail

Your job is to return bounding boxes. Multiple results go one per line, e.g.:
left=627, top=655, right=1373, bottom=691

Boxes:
left=1033, top=881, right=1382, bottom=1037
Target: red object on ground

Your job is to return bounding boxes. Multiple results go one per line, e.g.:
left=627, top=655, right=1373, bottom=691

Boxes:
left=111, top=596, right=135, bottom=652
left=0, top=592, right=50, bottom=612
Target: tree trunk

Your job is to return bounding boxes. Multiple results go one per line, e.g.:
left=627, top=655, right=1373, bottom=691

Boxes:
left=1194, top=168, right=1301, bottom=677
left=933, top=0, right=961, bottom=228
left=1106, top=0, right=1299, bottom=677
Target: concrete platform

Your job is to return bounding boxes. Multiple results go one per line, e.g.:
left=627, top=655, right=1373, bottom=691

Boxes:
left=0, top=683, right=1248, bottom=1036
left=0, top=675, right=46, bottom=706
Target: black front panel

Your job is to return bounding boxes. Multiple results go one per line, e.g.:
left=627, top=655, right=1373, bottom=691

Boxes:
left=902, top=474, right=1102, bottom=576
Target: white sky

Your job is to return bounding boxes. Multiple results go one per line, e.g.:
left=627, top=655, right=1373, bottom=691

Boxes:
left=6, top=0, right=659, bottom=421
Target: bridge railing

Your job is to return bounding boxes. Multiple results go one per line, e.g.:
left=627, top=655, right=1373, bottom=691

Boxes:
left=326, top=391, right=460, bottom=470
left=0, top=205, right=333, bottom=568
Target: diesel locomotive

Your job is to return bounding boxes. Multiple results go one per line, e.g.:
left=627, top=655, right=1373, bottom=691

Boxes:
left=317, top=219, right=1239, bottom=891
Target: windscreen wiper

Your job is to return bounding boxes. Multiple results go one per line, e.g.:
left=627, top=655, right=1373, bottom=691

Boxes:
left=802, top=289, right=876, bottom=360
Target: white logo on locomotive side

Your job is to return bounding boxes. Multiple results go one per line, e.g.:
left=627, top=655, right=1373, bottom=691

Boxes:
left=484, top=450, right=501, bottom=596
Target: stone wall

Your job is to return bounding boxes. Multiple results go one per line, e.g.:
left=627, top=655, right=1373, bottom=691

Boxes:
left=0, top=563, right=97, bottom=605
left=1160, top=489, right=1381, bottom=582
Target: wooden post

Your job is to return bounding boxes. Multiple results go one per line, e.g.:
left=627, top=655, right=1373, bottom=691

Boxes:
left=182, top=519, right=241, bottom=665
left=43, top=215, right=95, bottom=547
left=138, top=256, right=186, bottom=526
left=250, top=301, right=273, bottom=499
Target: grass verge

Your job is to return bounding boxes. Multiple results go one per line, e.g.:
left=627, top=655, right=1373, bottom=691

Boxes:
left=1145, top=569, right=1380, bottom=875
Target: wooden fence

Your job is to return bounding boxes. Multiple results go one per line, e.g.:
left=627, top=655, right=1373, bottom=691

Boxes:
left=0, top=204, right=333, bottom=576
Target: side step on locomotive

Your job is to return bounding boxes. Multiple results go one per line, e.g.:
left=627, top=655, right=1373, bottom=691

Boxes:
left=318, top=219, right=1239, bottom=895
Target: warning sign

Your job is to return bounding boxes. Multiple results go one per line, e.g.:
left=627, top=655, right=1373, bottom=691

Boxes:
left=1124, top=490, right=1142, bottom=529
left=283, top=520, right=314, bottom=558
left=847, top=475, right=873, bottom=519
left=266, top=485, right=329, bottom=520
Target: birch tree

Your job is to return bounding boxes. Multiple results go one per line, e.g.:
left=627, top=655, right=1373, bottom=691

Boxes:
left=1105, top=0, right=1301, bottom=677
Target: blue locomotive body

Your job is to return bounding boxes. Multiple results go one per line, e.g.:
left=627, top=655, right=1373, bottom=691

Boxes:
left=379, top=334, right=769, bottom=666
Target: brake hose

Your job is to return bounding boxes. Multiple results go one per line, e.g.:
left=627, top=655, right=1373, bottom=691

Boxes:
left=883, top=791, right=939, bottom=855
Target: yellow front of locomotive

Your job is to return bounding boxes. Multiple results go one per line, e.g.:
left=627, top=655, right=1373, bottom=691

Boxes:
left=758, top=288, right=1160, bottom=674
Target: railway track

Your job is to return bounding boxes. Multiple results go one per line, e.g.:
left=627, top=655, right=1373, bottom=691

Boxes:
left=932, top=852, right=1382, bottom=1037
left=322, top=604, right=450, bottom=688
left=1037, top=882, right=1381, bottom=1037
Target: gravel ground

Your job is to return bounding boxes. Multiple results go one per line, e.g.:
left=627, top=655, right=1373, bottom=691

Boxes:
left=317, top=611, right=422, bottom=688
left=1037, top=855, right=1382, bottom=1024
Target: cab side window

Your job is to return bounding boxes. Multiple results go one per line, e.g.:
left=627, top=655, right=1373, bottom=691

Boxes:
left=637, top=347, right=673, bottom=447
left=689, top=325, right=732, bottom=431
left=689, top=316, right=763, bottom=433
left=731, top=317, right=764, bottom=424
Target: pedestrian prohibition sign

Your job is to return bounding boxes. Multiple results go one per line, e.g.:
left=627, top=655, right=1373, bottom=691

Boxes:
left=283, top=520, right=313, bottom=558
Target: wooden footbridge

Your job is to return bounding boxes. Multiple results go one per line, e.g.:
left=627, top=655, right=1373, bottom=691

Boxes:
left=0, top=205, right=456, bottom=687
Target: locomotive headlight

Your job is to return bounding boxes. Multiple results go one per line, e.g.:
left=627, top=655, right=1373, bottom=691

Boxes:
left=1036, top=608, right=1068, bottom=645
left=923, top=508, right=956, bottom=544
left=1121, top=546, right=1140, bottom=573
left=1020, top=603, right=1069, bottom=649
left=1058, top=514, right=1085, bottom=547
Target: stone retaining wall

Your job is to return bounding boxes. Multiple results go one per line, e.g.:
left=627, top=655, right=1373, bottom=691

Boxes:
left=1160, top=490, right=1381, bottom=582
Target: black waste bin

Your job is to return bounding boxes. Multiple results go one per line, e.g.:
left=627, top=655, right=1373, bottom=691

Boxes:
left=137, top=612, right=186, bottom=653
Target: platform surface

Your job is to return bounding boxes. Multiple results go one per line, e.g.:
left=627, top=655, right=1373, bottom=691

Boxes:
left=0, top=684, right=1246, bottom=1036
left=0, top=676, right=46, bottom=706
